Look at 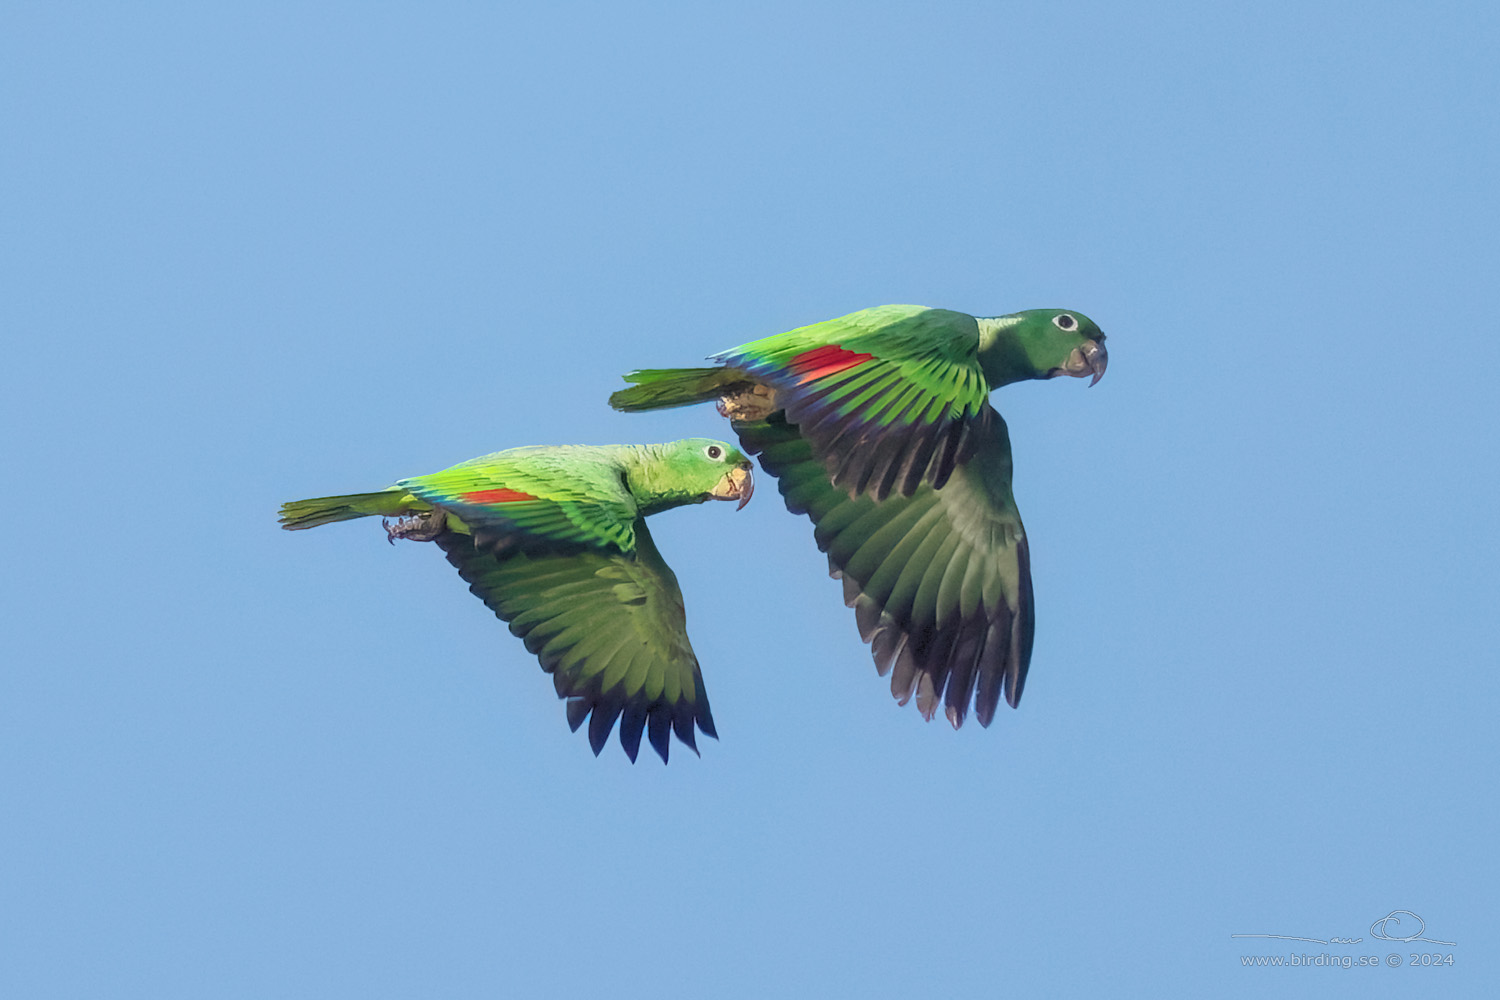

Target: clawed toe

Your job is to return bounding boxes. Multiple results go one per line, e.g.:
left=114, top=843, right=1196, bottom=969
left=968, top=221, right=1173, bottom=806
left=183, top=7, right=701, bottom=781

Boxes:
left=716, top=384, right=777, bottom=421
left=384, top=507, right=447, bottom=544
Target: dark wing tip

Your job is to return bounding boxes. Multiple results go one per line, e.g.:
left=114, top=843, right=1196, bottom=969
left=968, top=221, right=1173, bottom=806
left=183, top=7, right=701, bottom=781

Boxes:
left=647, top=709, right=672, bottom=763
left=618, top=704, right=648, bottom=762
left=571, top=696, right=714, bottom=763
left=565, top=697, right=591, bottom=732
left=587, top=703, right=621, bottom=757
left=672, top=712, right=700, bottom=756
left=697, top=703, right=719, bottom=740
left=855, top=575, right=1027, bottom=731
left=942, top=624, right=987, bottom=730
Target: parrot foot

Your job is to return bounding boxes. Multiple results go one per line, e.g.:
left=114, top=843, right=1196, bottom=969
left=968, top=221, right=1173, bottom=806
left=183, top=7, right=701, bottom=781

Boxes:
left=716, top=384, right=777, bottom=421
left=383, top=508, right=447, bottom=545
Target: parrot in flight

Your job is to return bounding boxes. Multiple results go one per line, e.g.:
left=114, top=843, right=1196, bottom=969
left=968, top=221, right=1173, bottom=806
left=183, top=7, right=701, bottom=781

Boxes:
left=279, top=438, right=755, bottom=763
left=610, top=305, right=1106, bottom=729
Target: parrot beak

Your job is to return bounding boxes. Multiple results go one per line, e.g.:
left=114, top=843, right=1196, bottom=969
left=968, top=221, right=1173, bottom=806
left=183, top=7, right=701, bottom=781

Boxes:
left=710, top=463, right=755, bottom=510
left=1053, top=338, right=1108, bottom=386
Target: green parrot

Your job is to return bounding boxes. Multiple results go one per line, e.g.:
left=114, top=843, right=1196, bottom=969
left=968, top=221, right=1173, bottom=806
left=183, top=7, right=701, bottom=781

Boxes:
left=279, top=438, right=755, bottom=763
left=610, top=305, right=1106, bottom=729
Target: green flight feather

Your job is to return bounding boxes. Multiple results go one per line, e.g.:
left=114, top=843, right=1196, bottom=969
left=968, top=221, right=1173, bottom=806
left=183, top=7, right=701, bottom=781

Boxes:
left=437, top=520, right=715, bottom=762
left=736, top=408, right=1034, bottom=728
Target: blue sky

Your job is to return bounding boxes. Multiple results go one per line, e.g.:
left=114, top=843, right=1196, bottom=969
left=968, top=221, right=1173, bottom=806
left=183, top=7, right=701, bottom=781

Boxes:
left=3, top=2, right=1496, bottom=996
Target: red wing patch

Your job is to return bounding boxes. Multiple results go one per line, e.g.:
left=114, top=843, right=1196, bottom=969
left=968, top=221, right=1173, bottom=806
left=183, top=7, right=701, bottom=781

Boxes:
left=788, top=345, right=874, bottom=384
left=460, top=487, right=539, bottom=504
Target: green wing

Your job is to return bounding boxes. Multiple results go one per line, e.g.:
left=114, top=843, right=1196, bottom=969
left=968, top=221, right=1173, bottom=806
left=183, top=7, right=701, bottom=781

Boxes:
left=399, top=448, right=638, bottom=554
left=712, top=306, right=992, bottom=500
left=736, top=407, right=1033, bottom=727
left=435, top=521, right=716, bottom=762
left=397, top=447, right=714, bottom=761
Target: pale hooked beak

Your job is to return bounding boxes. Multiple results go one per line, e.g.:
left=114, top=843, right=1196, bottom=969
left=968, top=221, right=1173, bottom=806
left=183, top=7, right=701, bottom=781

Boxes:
left=710, top=463, right=755, bottom=510
left=1054, top=338, right=1108, bottom=386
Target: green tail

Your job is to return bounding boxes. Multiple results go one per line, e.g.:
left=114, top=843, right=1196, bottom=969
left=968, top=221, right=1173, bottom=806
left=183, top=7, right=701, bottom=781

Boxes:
left=279, top=487, right=413, bottom=530
left=609, top=367, right=753, bottom=412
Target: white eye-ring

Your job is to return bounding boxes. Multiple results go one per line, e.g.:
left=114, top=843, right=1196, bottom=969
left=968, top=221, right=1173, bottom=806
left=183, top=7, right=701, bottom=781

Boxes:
left=1052, top=313, right=1078, bottom=331
left=705, top=444, right=723, bottom=460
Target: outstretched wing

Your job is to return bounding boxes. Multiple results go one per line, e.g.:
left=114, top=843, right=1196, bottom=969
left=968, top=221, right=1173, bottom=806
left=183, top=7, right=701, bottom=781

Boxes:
left=736, top=408, right=1033, bottom=727
left=435, top=521, right=716, bottom=763
left=713, top=306, right=991, bottom=500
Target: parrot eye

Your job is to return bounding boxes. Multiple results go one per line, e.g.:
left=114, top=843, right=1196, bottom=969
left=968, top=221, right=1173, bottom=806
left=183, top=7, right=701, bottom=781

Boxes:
left=1052, top=313, right=1077, bottom=331
left=705, top=445, right=723, bottom=460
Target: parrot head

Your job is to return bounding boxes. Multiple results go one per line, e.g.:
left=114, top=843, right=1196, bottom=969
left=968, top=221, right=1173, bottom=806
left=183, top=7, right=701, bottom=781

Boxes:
left=655, top=438, right=755, bottom=510
left=977, top=308, right=1108, bottom=389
